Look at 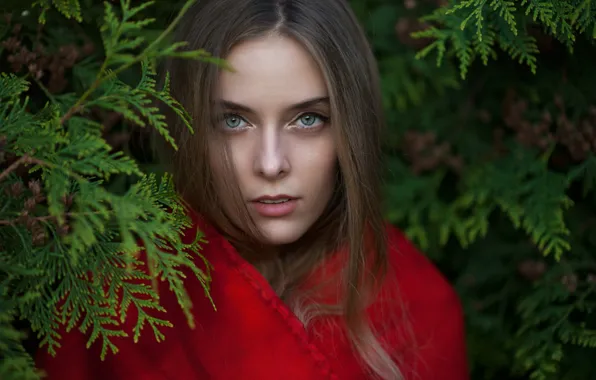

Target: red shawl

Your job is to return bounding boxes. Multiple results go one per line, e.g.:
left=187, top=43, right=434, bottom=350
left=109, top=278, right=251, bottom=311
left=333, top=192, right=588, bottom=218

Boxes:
left=37, top=211, right=468, bottom=379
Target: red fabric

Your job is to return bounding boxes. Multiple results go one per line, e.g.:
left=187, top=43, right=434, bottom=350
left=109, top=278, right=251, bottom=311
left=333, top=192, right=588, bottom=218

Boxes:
left=36, top=211, right=468, bottom=379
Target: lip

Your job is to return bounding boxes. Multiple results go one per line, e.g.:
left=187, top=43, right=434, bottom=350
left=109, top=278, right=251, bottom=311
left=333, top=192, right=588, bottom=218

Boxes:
left=252, top=194, right=297, bottom=202
left=250, top=195, right=299, bottom=217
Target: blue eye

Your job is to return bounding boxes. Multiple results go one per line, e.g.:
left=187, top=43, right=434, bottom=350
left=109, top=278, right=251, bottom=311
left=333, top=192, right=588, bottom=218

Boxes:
left=223, top=114, right=248, bottom=129
left=295, top=113, right=327, bottom=129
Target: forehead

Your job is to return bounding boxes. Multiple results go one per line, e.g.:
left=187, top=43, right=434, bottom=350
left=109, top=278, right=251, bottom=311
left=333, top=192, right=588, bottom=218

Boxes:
left=217, top=34, right=328, bottom=107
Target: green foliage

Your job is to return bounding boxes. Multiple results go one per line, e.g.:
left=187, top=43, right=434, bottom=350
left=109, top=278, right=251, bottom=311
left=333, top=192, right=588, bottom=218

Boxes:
left=34, top=0, right=83, bottom=23
left=0, top=1, right=217, bottom=379
left=514, top=275, right=596, bottom=380
left=412, top=0, right=596, bottom=79
left=460, top=147, right=573, bottom=259
left=2, top=0, right=596, bottom=379
left=354, top=0, right=596, bottom=378
left=0, top=263, right=42, bottom=379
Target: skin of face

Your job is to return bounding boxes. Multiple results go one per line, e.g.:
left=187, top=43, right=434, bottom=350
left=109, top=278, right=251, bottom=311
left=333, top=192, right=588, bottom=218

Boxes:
left=211, top=34, right=337, bottom=246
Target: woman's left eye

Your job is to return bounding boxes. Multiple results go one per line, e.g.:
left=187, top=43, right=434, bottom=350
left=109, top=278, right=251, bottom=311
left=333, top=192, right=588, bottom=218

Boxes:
left=294, top=113, right=327, bottom=129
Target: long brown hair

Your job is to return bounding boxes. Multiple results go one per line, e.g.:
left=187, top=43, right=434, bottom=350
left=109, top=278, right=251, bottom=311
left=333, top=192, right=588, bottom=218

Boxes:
left=159, top=0, right=401, bottom=378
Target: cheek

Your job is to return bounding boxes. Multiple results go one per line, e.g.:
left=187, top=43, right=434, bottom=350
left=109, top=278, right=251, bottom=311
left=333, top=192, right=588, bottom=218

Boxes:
left=319, top=147, right=337, bottom=188
left=301, top=137, right=337, bottom=194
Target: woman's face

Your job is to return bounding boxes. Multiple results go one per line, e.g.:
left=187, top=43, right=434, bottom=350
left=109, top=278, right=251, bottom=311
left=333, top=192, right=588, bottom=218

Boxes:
left=211, top=34, right=337, bottom=246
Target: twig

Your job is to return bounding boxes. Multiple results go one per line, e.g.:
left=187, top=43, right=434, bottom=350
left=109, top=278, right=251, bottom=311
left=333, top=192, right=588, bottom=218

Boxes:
left=0, top=214, right=57, bottom=226
left=0, top=155, right=30, bottom=182
left=59, top=0, right=198, bottom=126
left=27, top=156, right=50, bottom=168
left=0, top=211, right=106, bottom=226
left=0, top=151, right=51, bottom=183
left=32, top=76, right=56, bottom=104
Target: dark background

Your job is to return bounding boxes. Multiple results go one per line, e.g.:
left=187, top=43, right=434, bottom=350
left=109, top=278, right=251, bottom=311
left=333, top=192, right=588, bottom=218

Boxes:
left=2, top=0, right=596, bottom=379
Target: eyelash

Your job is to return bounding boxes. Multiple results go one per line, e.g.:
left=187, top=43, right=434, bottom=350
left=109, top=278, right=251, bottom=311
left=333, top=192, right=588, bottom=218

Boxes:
left=220, top=112, right=329, bottom=131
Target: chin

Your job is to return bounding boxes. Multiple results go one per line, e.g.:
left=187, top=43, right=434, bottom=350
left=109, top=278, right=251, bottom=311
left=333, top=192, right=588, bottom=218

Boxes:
left=256, top=221, right=308, bottom=246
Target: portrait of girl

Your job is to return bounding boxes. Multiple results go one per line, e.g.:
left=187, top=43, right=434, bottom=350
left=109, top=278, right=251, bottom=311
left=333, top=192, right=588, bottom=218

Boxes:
left=37, top=0, right=468, bottom=378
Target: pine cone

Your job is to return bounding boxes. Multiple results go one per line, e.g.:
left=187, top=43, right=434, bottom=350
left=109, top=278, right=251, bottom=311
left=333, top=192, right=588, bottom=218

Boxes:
left=57, top=223, right=71, bottom=237
left=24, top=197, right=37, bottom=211
left=404, top=0, right=416, bottom=9
left=561, top=274, right=578, bottom=293
left=28, top=180, right=41, bottom=197
left=8, top=182, right=24, bottom=197
left=31, top=224, right=47, bottom=246
left=517, top=259, right=547, bottom=281
left=62, top=194, right=74, bottom=208
left=1, top=36, right=21, bottom=52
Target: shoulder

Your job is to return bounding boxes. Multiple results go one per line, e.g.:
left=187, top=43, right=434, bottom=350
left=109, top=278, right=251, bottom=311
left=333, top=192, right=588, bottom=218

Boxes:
left=382, top=223, right=459, bottom=307
left=369, top=223, right=469, bottom=379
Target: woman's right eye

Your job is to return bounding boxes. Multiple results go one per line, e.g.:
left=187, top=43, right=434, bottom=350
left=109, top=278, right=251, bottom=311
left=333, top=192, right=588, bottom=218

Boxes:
left=222, top=114, right=248, bottom=130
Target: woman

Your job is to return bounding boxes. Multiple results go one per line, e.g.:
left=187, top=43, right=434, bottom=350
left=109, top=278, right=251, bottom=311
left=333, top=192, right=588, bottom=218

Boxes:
left=37, top=0, right=468, bottom=379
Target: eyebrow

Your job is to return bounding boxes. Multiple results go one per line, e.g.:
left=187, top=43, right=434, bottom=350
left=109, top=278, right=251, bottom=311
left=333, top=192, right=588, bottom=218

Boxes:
left=218, top=96, right=330, bottom=114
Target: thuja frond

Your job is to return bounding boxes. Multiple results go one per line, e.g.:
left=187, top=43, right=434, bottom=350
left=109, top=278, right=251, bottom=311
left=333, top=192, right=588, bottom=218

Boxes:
left=571, top=0, right=596, bottom=37
left=414, top=0, right=594, bottom=78
left=0, top=1, right=222, bottom=379
left=384, top=146, right=572, bottom=259
left=138, top=65, right=194, bottom=145
left=414, top=7, right=476, bottom=78
left=8, top=173, right=211, bottom=360
left=0, top=74, right=29, bottom=99
left=515, top=270, right=596, bottom=380
left=432, top=192, right=494, bottom=249
left=463, top=147, right=572, bottom=259
left=61, top=0, right=218, bottom=130
left=568, top=154, right=596, bottom=197
left=0, top=261, right=44, bottom=380
left=383, top=157, right=446, bottom=250
left=101, top=0, right=157, bottom=66
left=384, top=157, right=494, bottom=251
left=498, top=33, right=539, bottom=74
left=32, top=0, right=82, bottom=23
left=126, top=174, right=214, bottom=328
left=87, top=61, right=188, bottom=150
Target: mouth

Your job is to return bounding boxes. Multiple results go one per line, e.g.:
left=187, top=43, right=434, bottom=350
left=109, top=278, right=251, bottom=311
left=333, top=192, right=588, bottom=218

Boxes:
left=256, top=198, right=292, bottom=204
left=252, top=195, right=297, bottom=204
left=250, top=195, right=299, bottom=217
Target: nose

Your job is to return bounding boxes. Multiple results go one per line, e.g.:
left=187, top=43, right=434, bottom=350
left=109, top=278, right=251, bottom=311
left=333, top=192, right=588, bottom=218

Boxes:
left=253, top=127, right=290, bottom=180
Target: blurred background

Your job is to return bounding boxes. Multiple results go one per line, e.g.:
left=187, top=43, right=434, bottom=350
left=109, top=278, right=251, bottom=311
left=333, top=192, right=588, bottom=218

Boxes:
left=1, top=0, right=596, bottom=379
